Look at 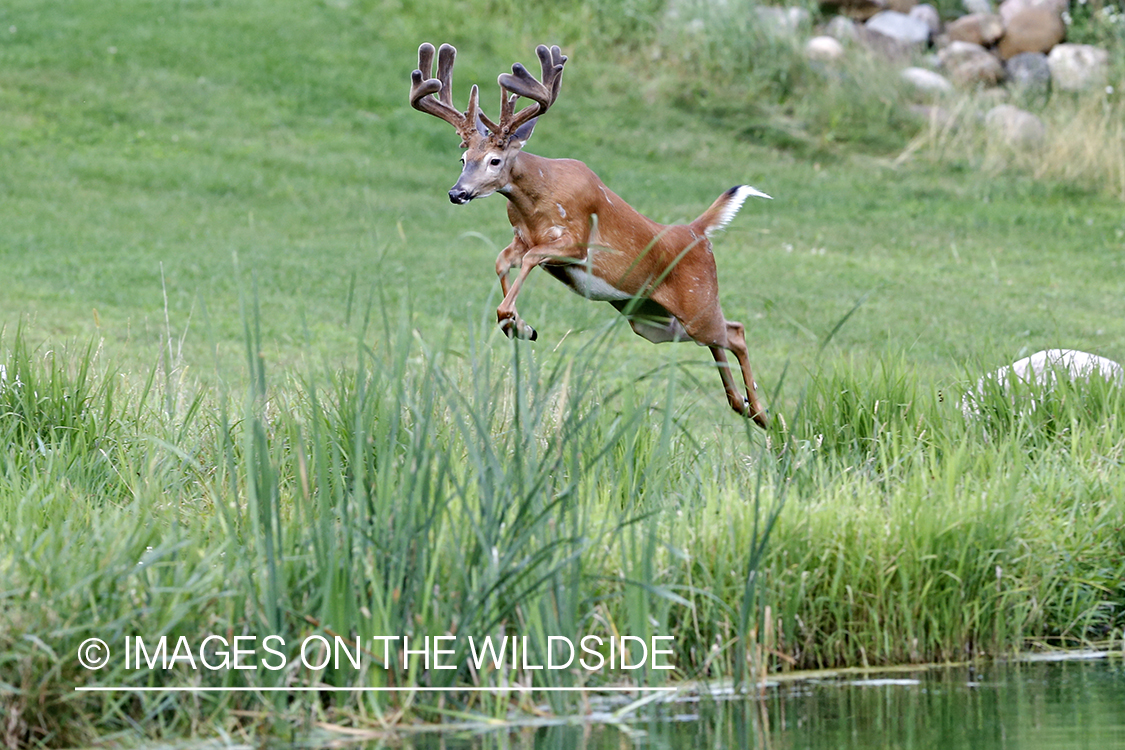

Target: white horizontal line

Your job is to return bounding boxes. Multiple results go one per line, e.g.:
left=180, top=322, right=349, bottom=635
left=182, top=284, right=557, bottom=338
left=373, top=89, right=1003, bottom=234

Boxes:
left=76, top=686, right=676, bottom=693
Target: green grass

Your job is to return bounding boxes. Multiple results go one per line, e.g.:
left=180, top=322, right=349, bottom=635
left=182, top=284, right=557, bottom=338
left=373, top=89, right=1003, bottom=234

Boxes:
left=1, top=0, right=1125, bottom=745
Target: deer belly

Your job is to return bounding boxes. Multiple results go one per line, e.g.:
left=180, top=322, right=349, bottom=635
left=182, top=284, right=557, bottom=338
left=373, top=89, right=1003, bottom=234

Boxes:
left=547, top=265, right=632, bottom=302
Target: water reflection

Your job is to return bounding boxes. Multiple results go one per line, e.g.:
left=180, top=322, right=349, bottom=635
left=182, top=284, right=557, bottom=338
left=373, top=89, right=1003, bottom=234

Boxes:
left=380, top=657, right=1125, bottom=749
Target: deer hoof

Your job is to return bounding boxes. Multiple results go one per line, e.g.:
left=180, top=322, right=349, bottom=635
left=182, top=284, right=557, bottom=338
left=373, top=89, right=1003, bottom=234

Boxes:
left=527, top=327, right=538, bottom=342
left=499, top=318, right=516, bottom=339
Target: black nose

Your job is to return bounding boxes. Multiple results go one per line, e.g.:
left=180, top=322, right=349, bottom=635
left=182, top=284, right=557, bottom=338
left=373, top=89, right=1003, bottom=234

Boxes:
left=449, top=189, right=470, bottom=204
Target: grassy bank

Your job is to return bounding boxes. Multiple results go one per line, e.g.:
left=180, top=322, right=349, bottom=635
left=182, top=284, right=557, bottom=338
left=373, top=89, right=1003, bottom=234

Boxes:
left=2, top=0, right=1125, bottom=745
left=2, top=320, right=1123, bottom=744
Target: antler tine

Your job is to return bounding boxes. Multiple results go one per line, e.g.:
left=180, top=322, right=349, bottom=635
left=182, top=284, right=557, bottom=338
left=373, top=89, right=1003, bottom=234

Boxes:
left=496, top=44, right=567, bottom=137
left=436, top=43, right=456, bottom=108
left=410, top=42, right=483, bottom=141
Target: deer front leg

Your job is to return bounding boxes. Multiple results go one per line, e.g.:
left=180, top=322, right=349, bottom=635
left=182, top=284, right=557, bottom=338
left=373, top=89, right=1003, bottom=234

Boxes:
left=495, top=238, right=537, bottom=340
left=496, top=236, right=577, bottom=340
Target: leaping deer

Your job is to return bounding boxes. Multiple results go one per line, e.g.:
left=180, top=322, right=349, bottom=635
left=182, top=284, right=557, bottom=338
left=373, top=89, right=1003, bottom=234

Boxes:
left=409, top=42, right=771, bottom=427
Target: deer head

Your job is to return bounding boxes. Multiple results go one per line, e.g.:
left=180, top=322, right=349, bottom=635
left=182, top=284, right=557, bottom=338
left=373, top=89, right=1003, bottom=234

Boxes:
left=409, top=43, right=566, bottom=204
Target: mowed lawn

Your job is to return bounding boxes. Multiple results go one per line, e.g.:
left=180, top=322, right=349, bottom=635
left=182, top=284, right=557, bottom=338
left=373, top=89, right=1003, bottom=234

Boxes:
left=1, top=0, right=1123, bottom=405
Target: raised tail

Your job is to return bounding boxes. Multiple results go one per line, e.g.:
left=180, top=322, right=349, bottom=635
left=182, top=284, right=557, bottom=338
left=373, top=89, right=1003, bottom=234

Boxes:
left=691, top=185, right=772, bottom=238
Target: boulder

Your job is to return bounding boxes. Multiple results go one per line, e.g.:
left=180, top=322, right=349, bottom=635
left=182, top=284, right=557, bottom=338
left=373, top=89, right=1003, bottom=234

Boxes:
left=909, top=3, right=942, bottom=34
left=865, top=10, right=933, bottom=45
left=902, top=66, right=955, bottom=93
left=1047, top=43, right=1110, bottom=91
left=939, top=41, right=1006, bottom=85
left=857, top=24, right=918, bottom=58
left=962, top=349, right=1124, bottom=418
left=946, top=13, right=1005, bottom=46
left=985, top=104, right=1046, bottom=148
left=1006, top=51, right=1051, bottom=95
left=997, top=0, right=1068, bottom=25
left=996, top=7, right=1066, bottom=59
left=825, top=14, right=861, bottom=41
left=806, top=35, right=847, bottom=61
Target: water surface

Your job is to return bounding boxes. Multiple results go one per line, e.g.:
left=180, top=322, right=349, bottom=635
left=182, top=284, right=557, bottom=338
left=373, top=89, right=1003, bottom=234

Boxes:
left=391, top=656, right=1125, bottom=749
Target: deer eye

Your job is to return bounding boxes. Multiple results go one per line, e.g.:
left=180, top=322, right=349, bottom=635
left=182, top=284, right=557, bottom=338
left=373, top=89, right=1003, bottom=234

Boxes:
left=490, top=157, right=502, bottom=166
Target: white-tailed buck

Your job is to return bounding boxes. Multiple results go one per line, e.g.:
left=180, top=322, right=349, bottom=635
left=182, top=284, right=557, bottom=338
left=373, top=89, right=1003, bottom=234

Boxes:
left=409, top=42, right=771, bottom=426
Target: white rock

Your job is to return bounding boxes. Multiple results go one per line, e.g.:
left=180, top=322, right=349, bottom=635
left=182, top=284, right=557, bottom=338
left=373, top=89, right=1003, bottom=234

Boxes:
left=985, top=104, right=1046, bottom=148
left=865, top=10, right=933, bottom=45
left=902, top=66, right=954, bottom=93
left=806, top=35, right=846, bottom=61
left=1047, top=43, right=1110, bottom=91
left=909, top=3, right=942, bottom=34
left=962, top=349, right=1124, bottom=418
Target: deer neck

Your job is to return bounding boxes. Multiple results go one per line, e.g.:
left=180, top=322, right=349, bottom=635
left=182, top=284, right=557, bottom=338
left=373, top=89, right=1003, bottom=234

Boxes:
left=500, top=152, right=554, bottom=224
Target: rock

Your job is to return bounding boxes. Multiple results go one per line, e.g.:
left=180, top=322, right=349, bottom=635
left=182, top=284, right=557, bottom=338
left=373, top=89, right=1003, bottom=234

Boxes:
left=902, top=66, right=955, bottom=93
left=909, top=3, right=941, bottom=34
left=962, top=349, right=1124, bottom=418
left=939, top=41, right=1006, bottom=85
left=805, top=35, right=846, bottom=61
left=887, top=0, right=918, bottom=12
left=825, top=14, right=860, bottom=41
left=1006, top=51, right=1051, bottom=94
left=985, top=104, right=1046, bottom=148
left=820, top=0, right=888, bottom=21
left=946, top=13, right=1005, bottom=46
left=856, top=24, right=917, bottom=58
left=963, top=0, right=994, bottom=13
left=1047, top=43, right=1110, bottom=91
left=755, top=5, right=812, bottom=35
left=996, top=7, right=1066, bottom=60
left=865, top=10, right=932, bottom=45
left=997, top=0, right=1068, bottom=25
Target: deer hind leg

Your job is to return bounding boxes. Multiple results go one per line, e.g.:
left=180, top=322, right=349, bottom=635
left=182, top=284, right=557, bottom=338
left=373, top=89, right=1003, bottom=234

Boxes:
left=681, top=309, right=768, bottom=427
left=722, top=320, right=768, bottom=428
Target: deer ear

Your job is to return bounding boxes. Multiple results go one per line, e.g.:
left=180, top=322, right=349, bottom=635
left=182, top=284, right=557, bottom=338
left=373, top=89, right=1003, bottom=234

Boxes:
left=510, top=117, right=537, bottom=147
left=474, top=111, right=491, bottom=138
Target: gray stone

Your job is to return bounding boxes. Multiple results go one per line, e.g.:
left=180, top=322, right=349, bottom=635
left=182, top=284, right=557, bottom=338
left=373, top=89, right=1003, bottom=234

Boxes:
left=1006, top=51, right=1051, bottom=94
left=825, top=14, right=860, bottom=41
left=909, top=3, right=942, bottom=34
left=939, top=41, right=1006, bottom=85
left=865, top=9, right=933, bottom=45
left=985, top=104, right=1046, bottom=148
left=1047, top=43, right=1110, bottom=91
left=901, top=66, right=955, bottom=93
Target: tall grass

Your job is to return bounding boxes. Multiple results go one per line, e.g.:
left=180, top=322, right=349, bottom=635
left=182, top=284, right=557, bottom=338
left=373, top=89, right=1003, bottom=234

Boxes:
left=904, top=92, right=1125, bottom=201
left=2, top=310, right=1123, bottom=744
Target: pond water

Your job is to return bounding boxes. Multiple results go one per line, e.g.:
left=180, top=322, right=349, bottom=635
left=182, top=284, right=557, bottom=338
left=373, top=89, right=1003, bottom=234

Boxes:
left=395, top=655, right=1125, bottom=749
